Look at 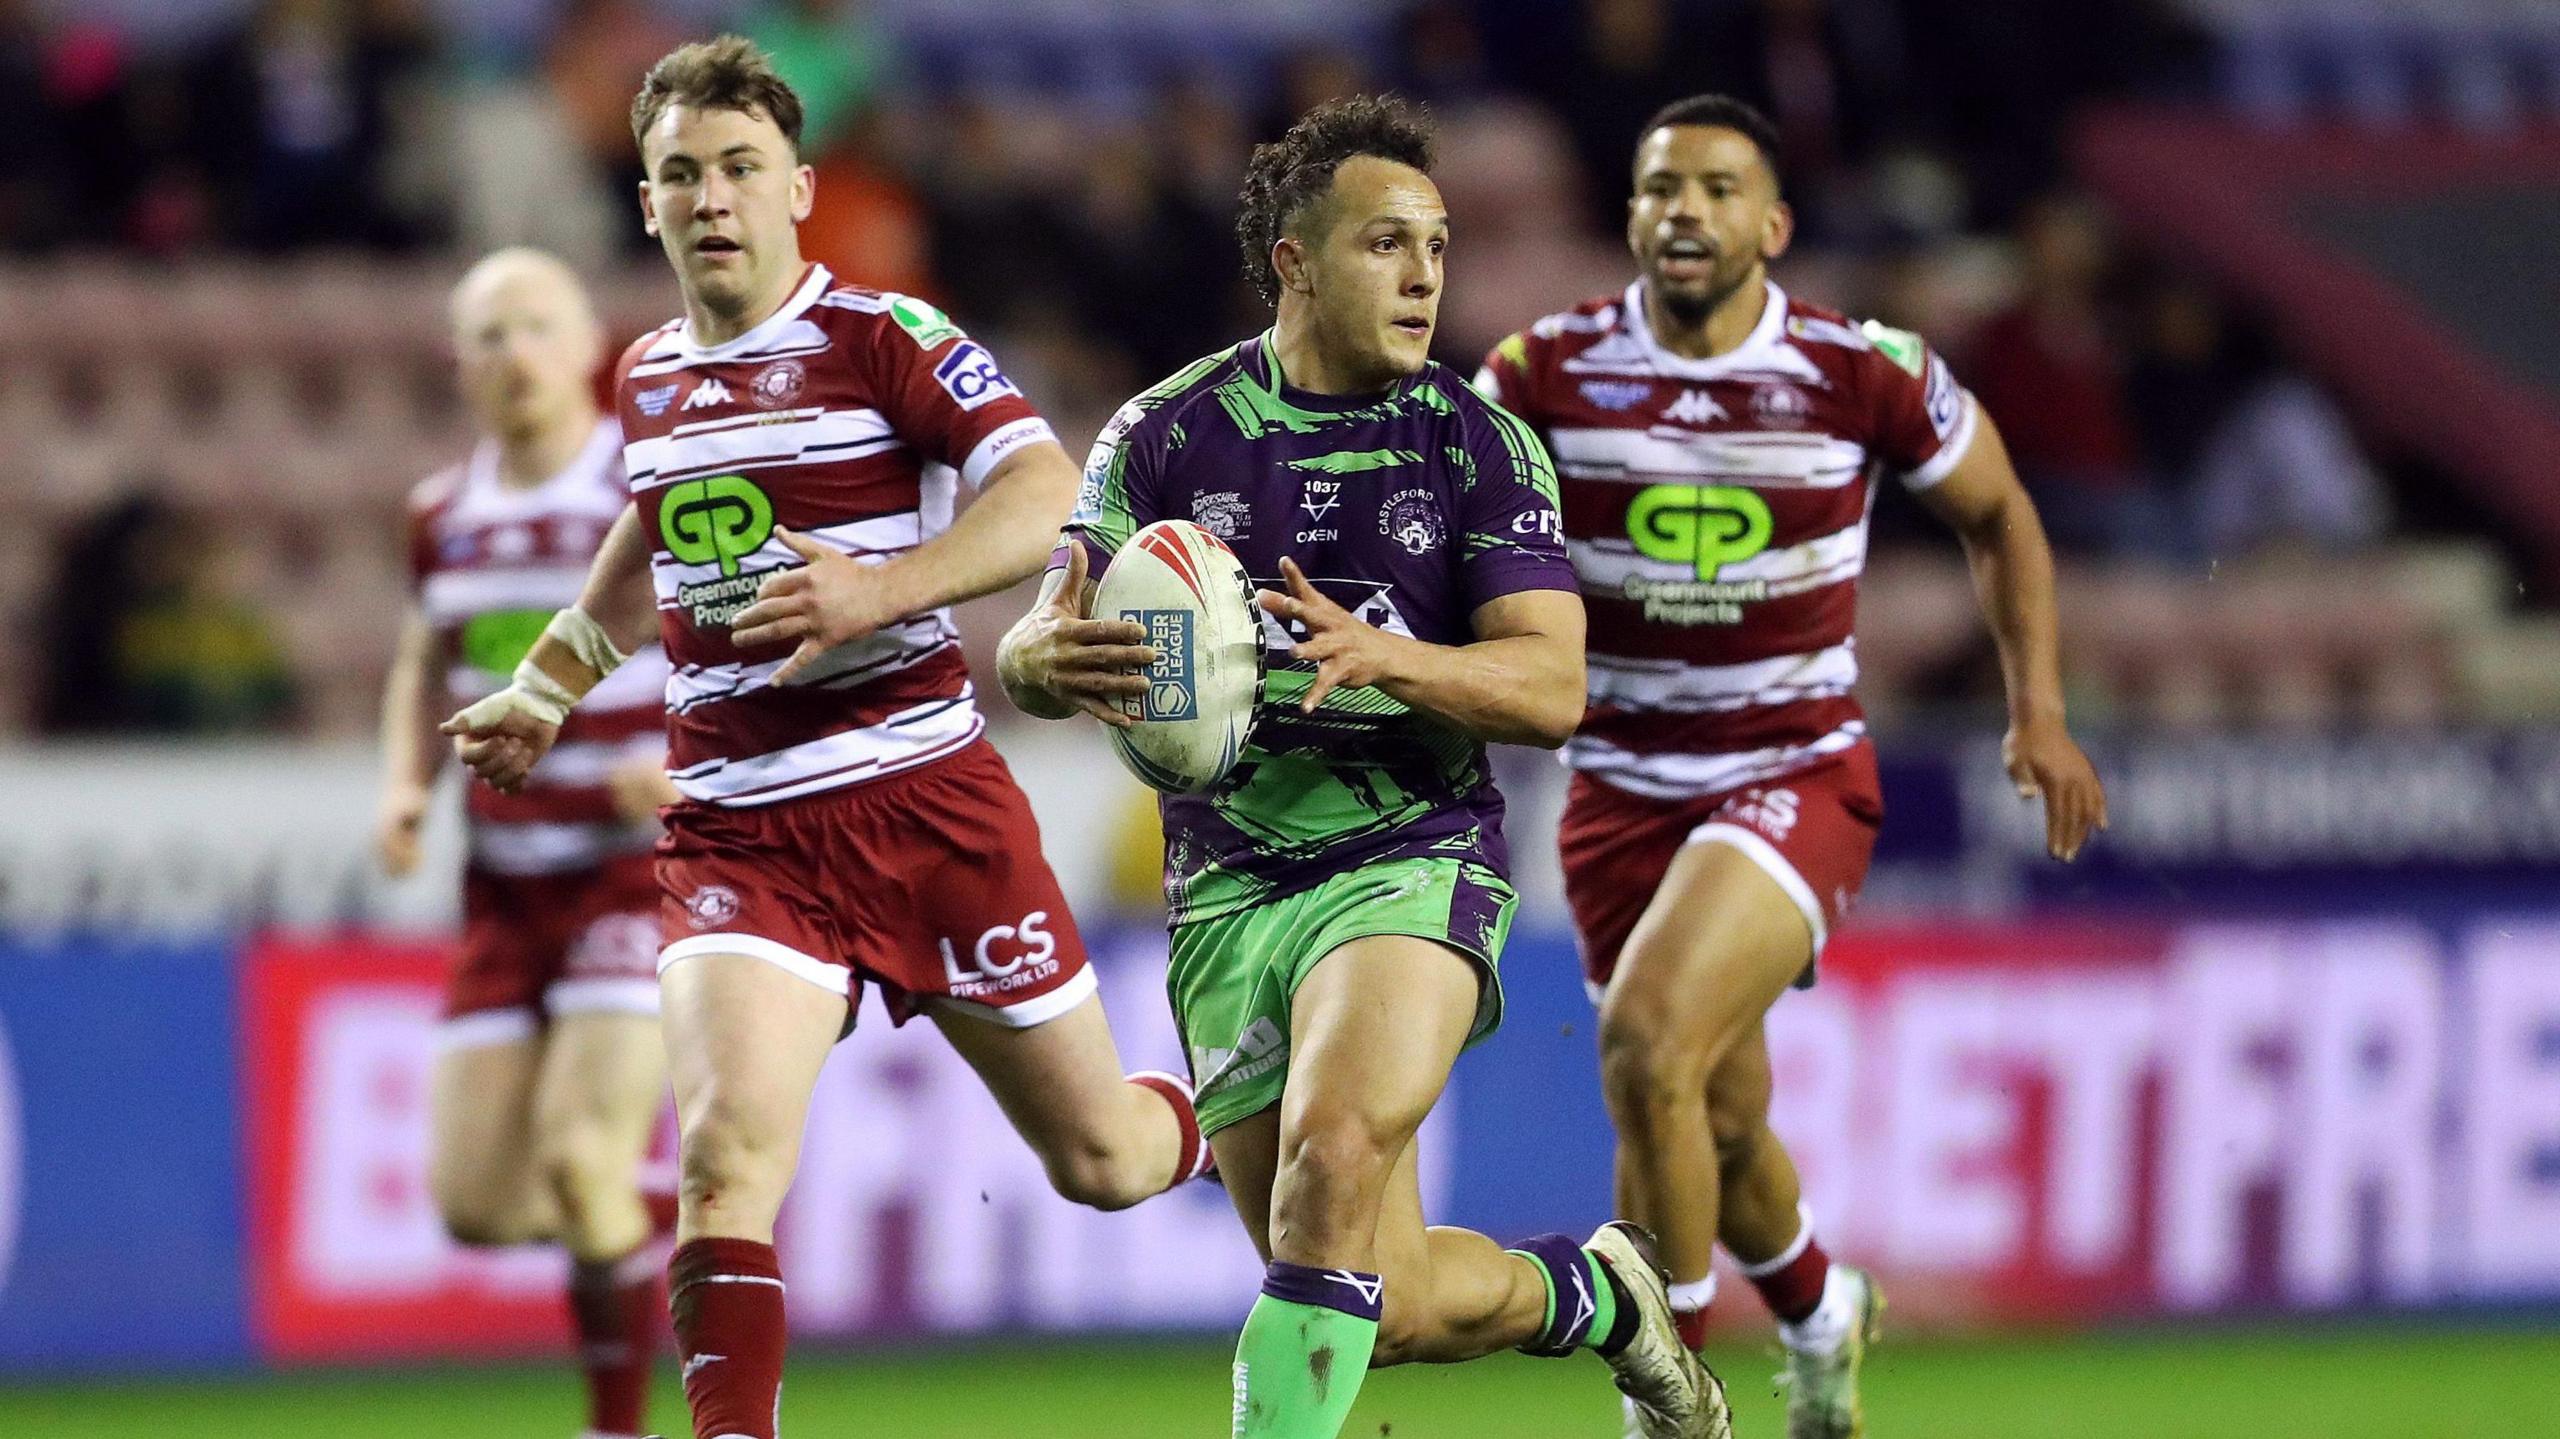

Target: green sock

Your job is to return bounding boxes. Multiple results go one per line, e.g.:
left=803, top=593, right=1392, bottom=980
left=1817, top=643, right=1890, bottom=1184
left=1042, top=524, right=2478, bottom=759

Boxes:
left=1231, top=1263, right=1383, bottom=1437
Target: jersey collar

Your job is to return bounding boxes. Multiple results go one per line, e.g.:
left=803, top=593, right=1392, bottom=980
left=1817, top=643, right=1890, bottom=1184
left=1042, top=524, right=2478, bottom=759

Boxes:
left=1620, top=277, right=1789, bottom=380
left=674, top=262, right=833, bottom=362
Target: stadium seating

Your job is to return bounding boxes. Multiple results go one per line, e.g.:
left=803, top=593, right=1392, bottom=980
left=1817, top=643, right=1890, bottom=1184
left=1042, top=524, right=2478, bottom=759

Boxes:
left=3, top=257, right=2554, bottom=739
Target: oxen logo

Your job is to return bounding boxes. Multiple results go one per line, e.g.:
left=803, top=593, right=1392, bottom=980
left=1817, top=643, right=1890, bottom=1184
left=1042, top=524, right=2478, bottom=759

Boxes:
left=1626, top=483, right=1773, bottom=579
left=659, top=474, right=775, bottom=577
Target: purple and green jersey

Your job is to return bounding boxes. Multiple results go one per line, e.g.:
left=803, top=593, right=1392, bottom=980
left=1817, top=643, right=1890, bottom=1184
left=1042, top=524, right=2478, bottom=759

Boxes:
left=1063, top=333, right=1575, bottom=925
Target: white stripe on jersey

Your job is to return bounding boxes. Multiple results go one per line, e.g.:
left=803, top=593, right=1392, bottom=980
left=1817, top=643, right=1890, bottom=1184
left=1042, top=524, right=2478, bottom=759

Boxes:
left=420, top=564, right=591, bottom=626
left=1587, top=643, right=1860, bottom=713
left=665, top=626, right=956, bottom=714
left=446, top=653, right=664, bottom=714
left=1565, top=719, right=1868, bottom=800
left=1546, top=426, right=1869, bottom=489
left=628, top=323, right=833, bottom=379
left=1901, top=392, right=1979, bottom=491
left=1568, top=516, right=1869, bottom=595
left=626, top=408, right=901, bottom=490
left=651, top=511, right=924, bottom=587
left=957, top=416, right=1057, bottom=489
left=470, top=819, right=657, bottom=876
left=519, top=733, right=665, bottom=787
left=670, top=692, right=983, bottom=806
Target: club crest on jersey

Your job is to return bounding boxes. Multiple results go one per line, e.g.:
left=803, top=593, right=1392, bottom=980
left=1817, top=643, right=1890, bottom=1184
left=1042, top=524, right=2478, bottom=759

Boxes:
left=1380, top=488, right=1445, bottom=556
left=684, top=885, right=741, bottom=930
left=749, top=360, right=805, bottom=409
left=1661, top=389, right=1728, bottom=426
left=1191, top=490, right=1250, bottom=539
left=1578, top=379, right=1653, bottom=412
left=681, top=379, right=733, bottom=411
left=1750, top=383, right=1810, bottom=425
left=634, top=382, right=681, bottom=417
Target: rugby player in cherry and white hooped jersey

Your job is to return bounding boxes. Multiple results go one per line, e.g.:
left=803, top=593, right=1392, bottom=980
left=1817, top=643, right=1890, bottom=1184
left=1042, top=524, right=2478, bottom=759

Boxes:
left=1477, top=95, right=2108, bottom=1439
left=376, top=247, right=678, bottom=1439
left=438, top=38, right=1209, bottom=1439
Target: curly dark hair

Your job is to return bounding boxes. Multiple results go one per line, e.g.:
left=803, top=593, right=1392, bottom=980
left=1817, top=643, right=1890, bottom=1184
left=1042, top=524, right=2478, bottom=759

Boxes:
left=1236, top=95, right=1435, bottom=307
left=630, top=35, right=806, bottom=160
left=1639, top=94, right=1785, bottom=194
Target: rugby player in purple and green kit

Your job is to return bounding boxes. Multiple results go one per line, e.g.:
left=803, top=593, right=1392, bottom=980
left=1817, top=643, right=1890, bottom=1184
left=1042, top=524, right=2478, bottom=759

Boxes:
left=1000, top=97, right=1731, bottom=1439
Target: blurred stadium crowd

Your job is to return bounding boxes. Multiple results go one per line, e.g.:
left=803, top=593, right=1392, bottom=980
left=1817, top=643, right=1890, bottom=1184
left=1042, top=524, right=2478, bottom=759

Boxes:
left=6, top=0, right=2558, bottom=740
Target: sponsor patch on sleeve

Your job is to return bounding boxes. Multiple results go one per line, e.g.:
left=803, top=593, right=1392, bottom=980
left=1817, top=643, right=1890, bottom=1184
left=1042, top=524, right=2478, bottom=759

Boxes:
left=932, top=340, right=1022, bottom=411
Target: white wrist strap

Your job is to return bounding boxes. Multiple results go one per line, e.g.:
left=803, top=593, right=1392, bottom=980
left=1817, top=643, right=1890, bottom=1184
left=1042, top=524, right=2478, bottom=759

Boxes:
left=503, top=659, right=578, bottom=727
left=545, top=606, right=629, bottom=678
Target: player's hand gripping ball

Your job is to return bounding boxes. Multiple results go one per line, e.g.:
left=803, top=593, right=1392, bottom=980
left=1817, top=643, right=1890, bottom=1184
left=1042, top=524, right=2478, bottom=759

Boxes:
left=1090, top=519, right=1265, bottom=793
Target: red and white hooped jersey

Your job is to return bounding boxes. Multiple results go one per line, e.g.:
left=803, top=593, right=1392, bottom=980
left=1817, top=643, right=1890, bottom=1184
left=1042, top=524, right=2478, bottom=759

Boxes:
left=1476, top=280, right=1978, bottom=799
left=614, top=264, right=1058, bottom=808
left=407, top=419, right=670, bottom=874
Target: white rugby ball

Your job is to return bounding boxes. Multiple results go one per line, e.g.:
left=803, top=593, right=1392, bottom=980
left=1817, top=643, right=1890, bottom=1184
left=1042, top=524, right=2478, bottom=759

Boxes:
left=1090, top=519, right=1265, bottom=794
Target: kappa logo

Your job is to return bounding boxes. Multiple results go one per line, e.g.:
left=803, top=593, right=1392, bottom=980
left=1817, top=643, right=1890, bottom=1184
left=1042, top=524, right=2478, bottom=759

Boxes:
left=681, top=379, right=734, bottom=411
left=1662, top=389, right=1728, bottom=426
left=634, top=382, right=681, bottom=417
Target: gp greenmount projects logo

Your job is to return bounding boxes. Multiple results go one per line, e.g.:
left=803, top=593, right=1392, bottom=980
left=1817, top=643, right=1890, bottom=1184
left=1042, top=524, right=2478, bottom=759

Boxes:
left=660, top=474, right=777, bottom=627
left=1624, top=482, right=1774, bottom=626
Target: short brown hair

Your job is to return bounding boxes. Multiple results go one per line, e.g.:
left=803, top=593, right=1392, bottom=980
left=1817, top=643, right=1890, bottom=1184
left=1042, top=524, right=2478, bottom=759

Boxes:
left=1237, top=95, right=1435, bottom=307
left=629, top=36, right=805, bottom=160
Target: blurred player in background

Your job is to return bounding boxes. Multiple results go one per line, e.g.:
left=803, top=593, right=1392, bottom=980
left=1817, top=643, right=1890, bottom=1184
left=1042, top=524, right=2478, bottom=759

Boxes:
left=440, top=39, right=1210, bottom=1439
left=1003, top=97, right=1728, bottom=1439
left=1477, top=96, right=2109, bottom=1439
left=376, top=246, right=678, bottom=1439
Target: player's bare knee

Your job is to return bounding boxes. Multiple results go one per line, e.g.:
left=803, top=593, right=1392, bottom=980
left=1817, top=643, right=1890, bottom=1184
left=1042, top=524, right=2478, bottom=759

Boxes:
left=433, top=1178, right=531, bottom=1248
left=677, top=1103, right=789, bottom=1217
left=1037, top=1132, right=1149, bottom=1212
left=1597, top=1009, right=1713, bottom=1120
left=537, top=1122, right=629, bottom=1233
left=1271, top=1116, right=1404, bottom=1246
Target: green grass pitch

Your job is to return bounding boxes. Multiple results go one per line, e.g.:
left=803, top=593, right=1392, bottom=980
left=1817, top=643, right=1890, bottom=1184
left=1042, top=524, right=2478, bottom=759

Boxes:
left=8, top=1325, right=2554, bottom=1437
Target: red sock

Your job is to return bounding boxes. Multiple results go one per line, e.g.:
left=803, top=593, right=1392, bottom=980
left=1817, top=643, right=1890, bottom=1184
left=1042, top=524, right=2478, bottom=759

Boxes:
left=1127, top=1070, right=1214, bottom=1186
left=571, top=1254, right=664, bottom=1438
left=644, top=1182, right=681, bottom=1238
left=1742, top=1226, right=1831, bottom=1325
left=1673, top=1306, right=1711, bottom=1353
left=669, top=1238, right=787, bottom=1439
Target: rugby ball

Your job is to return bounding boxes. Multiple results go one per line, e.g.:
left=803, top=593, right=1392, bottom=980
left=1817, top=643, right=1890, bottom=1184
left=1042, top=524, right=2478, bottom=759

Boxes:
left=1090, top=519, right=1265, bottom=794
